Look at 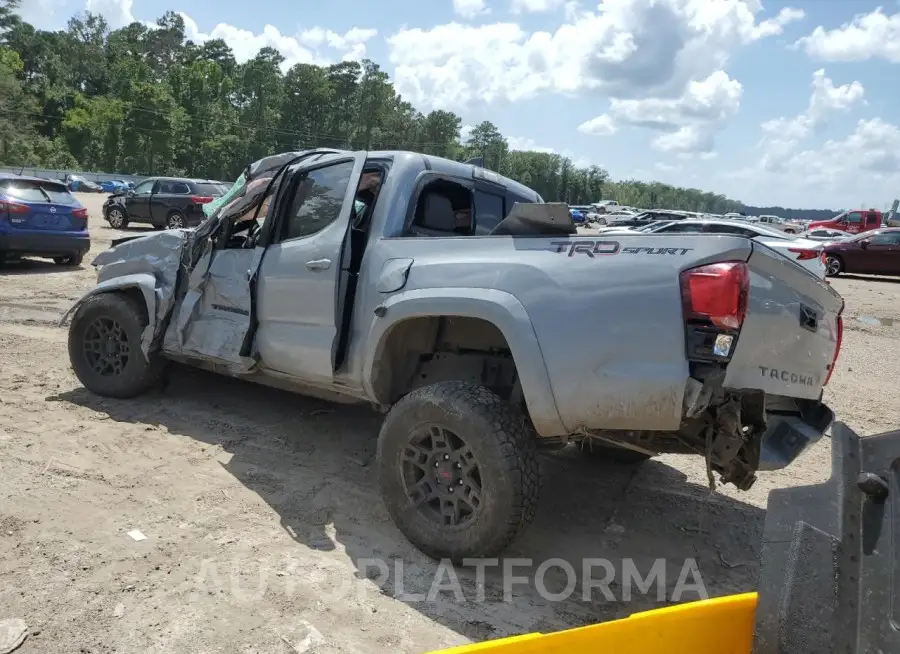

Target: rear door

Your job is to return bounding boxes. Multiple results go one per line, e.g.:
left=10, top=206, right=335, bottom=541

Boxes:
left=0, top=179, right=85, bottom=232
left=254, top=152, right=366, bottom=384
left=150, top=180, right=192, bottom=225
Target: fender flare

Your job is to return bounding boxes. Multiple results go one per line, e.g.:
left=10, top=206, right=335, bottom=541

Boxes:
left=362, top=287, right=567, bottom=437
left=58, top=273, right=159, bottom=357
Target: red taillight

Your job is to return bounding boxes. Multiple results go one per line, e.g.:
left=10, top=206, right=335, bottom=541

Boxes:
left=824, top=315, right=843, bottom=386
left=72, top=207, right=88, bottom=219
left=788, top=248, right=819, bottom=261
left=191, top=195, right=213, bottom=204
left=680, top=261, right=749, bottom=330
left=0, top=200, right=29, bottom=214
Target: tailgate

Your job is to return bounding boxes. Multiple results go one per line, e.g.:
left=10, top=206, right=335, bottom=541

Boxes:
left=724, top=240, right=843, bottom=399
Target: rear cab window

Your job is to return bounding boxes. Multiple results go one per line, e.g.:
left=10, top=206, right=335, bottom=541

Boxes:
left=0, top=179, right=77, bottom=204
left=473, top=190, right=505, bottom=234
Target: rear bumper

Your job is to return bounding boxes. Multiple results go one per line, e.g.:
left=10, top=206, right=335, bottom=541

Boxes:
left=758, top=399, right=834, bottom=471
left=0, top=230, right=91, bottom=257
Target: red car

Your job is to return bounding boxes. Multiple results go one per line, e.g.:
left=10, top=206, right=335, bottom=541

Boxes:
left=823, top=228, right=900, bottom=277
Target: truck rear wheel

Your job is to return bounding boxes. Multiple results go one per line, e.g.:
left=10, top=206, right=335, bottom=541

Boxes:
left=68, top=292, right=165, bottom=398
left=377, top=381, right=540, bottom=562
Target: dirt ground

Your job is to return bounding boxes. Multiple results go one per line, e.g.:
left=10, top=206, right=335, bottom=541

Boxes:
left=1, top=193, right=898, bottom=653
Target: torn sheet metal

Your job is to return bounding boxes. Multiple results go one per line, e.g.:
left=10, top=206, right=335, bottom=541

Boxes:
left=62, top=150, right=325, bottom=367
left=162, top=246, right=259, bottom=373
left=59, top=229, right=189, bottom=357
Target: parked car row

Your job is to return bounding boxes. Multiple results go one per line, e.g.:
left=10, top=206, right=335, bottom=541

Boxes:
left=603, top=218, right=828, bottom=278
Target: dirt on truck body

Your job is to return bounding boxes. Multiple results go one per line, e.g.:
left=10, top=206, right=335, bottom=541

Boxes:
left=62, top=149, right=844, bottom=562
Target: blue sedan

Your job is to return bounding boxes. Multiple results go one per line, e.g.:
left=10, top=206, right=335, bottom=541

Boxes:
left=100, top=179, right=132, bottom=193
left=0, top=174, right=91, bottom=266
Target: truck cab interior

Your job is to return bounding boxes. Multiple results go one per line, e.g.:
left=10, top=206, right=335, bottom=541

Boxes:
left=407, top=179, right=474, bottom=236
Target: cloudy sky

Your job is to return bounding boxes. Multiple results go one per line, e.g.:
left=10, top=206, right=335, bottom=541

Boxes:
left=18, top=0, right=900, bottom=210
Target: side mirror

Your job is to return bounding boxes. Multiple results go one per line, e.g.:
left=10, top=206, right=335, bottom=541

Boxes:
left=860, top=239, right=870, bottom=249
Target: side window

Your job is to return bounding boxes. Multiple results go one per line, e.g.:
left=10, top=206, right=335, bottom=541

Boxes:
left=473, top=190, right=505, bottom=235
left=283, top=161, right=354, bottom=241
left=869, top=233, right=900, bottom=245
left=170, top=182, right=191, bottom=194
left=866, top=211, right=878, bottom=226
left=706, top=225, right=752, bottom=237
left=658, top=223, right=703, bottom=233
left=133, top=180, right=155, bottom=195
left=847, top=212, right=863, bottom=224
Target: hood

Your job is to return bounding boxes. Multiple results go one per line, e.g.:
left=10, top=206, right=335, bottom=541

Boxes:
left=92, top=228, right=192, bottom=285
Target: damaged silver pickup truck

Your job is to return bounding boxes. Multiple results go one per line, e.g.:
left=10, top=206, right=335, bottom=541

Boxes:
left=62, top=149, right=844, bottom=561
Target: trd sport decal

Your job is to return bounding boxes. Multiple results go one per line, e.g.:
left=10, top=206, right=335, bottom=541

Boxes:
left=621, top=246, right=693, bottom=256
left=550, top=240, right=619, bottom=257
left=549, top=240, right=693, bottom=257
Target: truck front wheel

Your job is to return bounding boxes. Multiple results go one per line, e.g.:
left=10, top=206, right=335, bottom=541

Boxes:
left=377, top=381, right=541, bottom=562
left=68, top=292, right=165, bottom=398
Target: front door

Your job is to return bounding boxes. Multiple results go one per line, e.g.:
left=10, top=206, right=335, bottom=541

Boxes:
left=863, top=232, right=900, bottom=275
left=844, top=211, right=864, bottom=234
left=254, top=153, right=366, bottom=384
left=127, top=179, right=156, bottom=221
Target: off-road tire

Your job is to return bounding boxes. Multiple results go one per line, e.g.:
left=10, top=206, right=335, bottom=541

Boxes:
left=68, top=292, right=165, bottom=398
left=574, top=438, right=652, bottom=465
left=53, top=253, right=84, bottom=266
left=106, top=206, right=128, bottom=229
left=377, top=381, right=541, bottom=562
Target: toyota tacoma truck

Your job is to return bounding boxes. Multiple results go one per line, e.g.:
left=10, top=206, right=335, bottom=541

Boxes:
left=61, top=150, right=844, bottom=562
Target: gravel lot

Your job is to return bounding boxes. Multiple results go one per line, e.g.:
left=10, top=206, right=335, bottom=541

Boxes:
left=1, top=193, right=898, bottom=653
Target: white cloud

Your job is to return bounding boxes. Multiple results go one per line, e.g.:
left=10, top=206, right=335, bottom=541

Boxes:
left=81, top=0, right=377, bottom=70
left=386, top=0, right=804, bottom=110
left=746, top=118, right=900, bottom=206
left=653, top=124, right=715, bottom=154
left=721, top=71, right=878, bottom=206
left=179, top=17, right=378, bottom=69
left=796, top=7, right=900, bottom=63
left=454, top=0, right=491, bottom=19
left=578, top=114, right=616, bottom=136
left=579, top=70, right=741, bottom=153
left=85, top=0, right=136, bottom=29
left=757, top=69, right=864, bottom=171
left=510, top=0, right=565, bottom=14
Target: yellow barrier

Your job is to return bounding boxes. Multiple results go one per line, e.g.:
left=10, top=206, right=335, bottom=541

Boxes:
left=429, top=593, right=757, bottom=654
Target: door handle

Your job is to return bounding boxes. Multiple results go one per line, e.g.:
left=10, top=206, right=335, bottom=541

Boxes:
left=305, top=258, right=331, bottom=271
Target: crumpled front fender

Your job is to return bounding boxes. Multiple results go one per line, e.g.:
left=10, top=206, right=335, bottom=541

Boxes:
left=59, top=273, right=160, bottom=358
